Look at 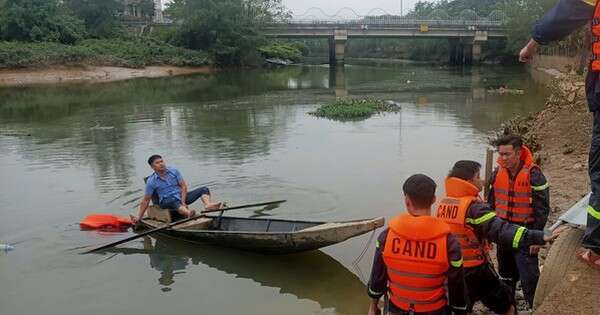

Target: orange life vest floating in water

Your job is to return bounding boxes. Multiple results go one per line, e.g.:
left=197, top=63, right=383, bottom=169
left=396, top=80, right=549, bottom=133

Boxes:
left=592, top=2, right=600, bottom=71
left=80, top=214, right=133, bottom=231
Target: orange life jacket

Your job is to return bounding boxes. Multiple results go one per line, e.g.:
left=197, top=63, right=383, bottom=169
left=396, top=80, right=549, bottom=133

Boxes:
left=382, top=213, right=451, bottom=313
left=436, top=177, right=486, bottom=268
left=493, top=146, right=536, bottom=224
left=80, top=214, right=133, bottom=231
left=592, top=2, right=600, bottom=71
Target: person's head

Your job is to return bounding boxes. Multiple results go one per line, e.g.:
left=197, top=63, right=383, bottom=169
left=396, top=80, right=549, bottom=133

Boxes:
left=402, top=174, right=437, bottom=215
left=448, top=160, right=483, bottom=191
left=494, top=134, right=523, bottom=170
left=148, top=154, right=166, bottom=172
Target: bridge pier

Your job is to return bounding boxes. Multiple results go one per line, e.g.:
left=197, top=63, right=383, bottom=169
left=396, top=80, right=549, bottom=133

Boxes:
left=448, top=34, right=487, bottom=66
left=329, top=30, right=347, bottom=66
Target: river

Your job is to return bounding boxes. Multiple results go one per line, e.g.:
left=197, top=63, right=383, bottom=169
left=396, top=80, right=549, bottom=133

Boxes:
left=0, top=63, right=547, bottom=315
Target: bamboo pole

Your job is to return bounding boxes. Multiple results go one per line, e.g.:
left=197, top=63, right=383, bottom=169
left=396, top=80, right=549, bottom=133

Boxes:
left=484, top=148, right=494, bottom=198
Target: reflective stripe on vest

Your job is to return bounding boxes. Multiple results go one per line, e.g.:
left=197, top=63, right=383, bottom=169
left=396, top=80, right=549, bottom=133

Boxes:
left=591, top=1, right=600, bottom=71
left=383, top=214, right=451, bottom=313
left=493, top=164, right=534, bottom=224
left=436, top=194, right=486, bottom=268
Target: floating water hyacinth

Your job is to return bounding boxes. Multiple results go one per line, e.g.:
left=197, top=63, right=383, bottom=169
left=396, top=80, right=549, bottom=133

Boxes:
left=309, top=98, right=401, bottom=121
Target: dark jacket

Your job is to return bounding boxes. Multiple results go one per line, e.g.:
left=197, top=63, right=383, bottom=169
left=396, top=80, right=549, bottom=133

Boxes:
left=531, top=0, right=600, bottom=111
left=487, top=166, right=550, bottom=231
left=367, top=228, right=468, bottom=315
left=465, top=200, right=546, bottom=249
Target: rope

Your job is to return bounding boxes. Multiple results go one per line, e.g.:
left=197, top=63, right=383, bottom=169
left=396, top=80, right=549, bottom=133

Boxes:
left=351, top=229, right=377, bottom=283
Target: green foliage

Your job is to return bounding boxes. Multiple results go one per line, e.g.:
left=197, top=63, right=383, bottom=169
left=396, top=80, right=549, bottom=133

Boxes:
left=166, top=0, right=289, bottom=65
left=258, top=41, right=304, bottom=62
left=0, top=38, right=210, bottom=68
left=0, top=0, right=86, bottom=44
left=309, top=98, right=401, bottom=121
left=64, top=0, right=124, bottom=38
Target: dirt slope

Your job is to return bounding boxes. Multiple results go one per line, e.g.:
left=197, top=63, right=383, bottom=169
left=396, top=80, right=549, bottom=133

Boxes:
left=503, top=73, right=600, bottom=314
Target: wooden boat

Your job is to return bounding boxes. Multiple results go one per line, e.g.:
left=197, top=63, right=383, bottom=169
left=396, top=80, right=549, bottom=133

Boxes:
left=139, top=206, right=385, bottom=254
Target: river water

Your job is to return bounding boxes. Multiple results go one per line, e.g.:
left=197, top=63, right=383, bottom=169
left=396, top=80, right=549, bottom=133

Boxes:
left=0, top=63, right=546, bottom=315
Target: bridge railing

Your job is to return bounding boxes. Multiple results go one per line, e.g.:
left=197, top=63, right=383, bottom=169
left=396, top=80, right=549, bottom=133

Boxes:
left=276, top=18, right=504, bottom=27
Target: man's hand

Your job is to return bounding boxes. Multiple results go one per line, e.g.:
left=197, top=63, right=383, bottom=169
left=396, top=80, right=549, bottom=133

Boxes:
left=543, top=225, right=569, bottom=242
left=129, top=214, right=139, bottom=224
left=529, top=245, right=542, bottom=255
left=519, top=39, right=539, bottom=63
left=366, top=299, right=381, bottom=315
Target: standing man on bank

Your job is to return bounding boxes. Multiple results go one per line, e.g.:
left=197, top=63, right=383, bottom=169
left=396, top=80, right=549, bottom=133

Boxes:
left=367, top=174, right=468, bottom=315
left=439, top=160, right=561, bottom=315
left=487, top=135, right=550, bottom=308
left=518, top=0, right=600, bottom=266
left=131, top=154, right=223, bottom=223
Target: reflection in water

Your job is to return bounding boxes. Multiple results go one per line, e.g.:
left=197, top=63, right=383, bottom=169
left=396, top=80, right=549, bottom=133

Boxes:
left=105, top=236, right=368, bottom=314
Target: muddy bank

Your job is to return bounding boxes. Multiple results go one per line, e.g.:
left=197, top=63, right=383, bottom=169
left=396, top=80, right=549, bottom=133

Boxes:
left=498, top=70, right=600, bottom=314
left=0, top=65, right=213, bottom=87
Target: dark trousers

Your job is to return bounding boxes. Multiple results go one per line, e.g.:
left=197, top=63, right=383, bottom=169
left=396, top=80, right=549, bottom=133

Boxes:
left=497, top=245, right=539, bottom=307
left=159, top=186, right=210, bottom=219
left=584, top=111, right=600, bottom=254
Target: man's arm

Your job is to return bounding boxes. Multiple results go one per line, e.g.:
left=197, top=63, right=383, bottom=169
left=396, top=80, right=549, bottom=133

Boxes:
left=468, top=202, right=547, bottom=250
left=367, top=230, right=389, bottom=315
left=173, top=168, right=187, bottom=206
left=532, top=0, right=595, bottom=45
left=135, top=195, right=152, bottom=222
left=521, top=0, right=595, bottom=61
left=530, top=168, right=550, bottom=231
left=180, top=180, right=188, bottom=206
left=446, top=234, right=468, bottom=315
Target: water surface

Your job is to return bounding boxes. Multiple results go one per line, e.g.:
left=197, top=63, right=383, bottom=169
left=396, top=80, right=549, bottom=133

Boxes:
left=0, top=63, right=546, bottom=315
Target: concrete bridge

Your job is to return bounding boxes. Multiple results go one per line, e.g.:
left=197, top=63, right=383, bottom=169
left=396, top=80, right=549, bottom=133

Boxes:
left=264, top=8, right=508, bottom=65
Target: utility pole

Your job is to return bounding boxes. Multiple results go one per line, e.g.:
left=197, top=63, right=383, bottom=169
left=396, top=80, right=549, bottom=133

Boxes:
left=400, top=0, right=404, bottom=16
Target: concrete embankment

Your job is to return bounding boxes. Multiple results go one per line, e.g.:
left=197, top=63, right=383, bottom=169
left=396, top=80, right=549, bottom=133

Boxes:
left=0, top=65, right=213, bottom=87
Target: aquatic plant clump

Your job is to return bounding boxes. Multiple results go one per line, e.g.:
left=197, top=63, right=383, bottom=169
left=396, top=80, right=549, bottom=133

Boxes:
left=309, top=98, right=401, bottom=121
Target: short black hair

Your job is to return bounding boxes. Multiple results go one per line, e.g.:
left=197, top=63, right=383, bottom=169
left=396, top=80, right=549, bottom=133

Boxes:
left=494, top=134, right=523, bottom=149
left=448, top=160, right=481, bottom=181
left=403, top=174, right=437, bottom=208
left=147, top=154, right=162, bottom=165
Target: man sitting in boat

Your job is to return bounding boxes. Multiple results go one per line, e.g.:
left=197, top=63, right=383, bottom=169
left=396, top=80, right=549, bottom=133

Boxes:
left=131, top=154, right=223, bottom=223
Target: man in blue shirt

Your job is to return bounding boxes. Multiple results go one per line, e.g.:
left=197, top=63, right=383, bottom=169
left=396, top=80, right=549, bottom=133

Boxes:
left=131, top=154, right=223, bottom=222
left=519, top=0, right=600, bottom=268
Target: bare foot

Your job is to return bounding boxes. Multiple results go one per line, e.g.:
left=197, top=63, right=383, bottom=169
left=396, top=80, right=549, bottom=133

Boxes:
left=205, top=202, right=224, bottom=211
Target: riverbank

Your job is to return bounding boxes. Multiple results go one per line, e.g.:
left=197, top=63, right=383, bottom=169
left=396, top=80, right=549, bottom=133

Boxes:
left=0, top=65, right=213, bottom=87
left=499, top=69, right=599, bottom=314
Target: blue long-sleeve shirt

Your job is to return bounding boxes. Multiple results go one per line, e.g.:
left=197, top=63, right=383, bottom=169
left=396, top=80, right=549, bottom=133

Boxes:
left=532, top=0, right=595, bottom=45
left=531, top=0, right=600, bottom=111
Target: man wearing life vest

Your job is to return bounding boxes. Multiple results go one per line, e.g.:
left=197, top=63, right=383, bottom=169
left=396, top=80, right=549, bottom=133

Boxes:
left=367, top=174, right=467, bottom=315
left=438, top=161, right=561, bottom=315
left=518, top=0, right=600, bottom=268
left=486, top=135, right=550, bottom=308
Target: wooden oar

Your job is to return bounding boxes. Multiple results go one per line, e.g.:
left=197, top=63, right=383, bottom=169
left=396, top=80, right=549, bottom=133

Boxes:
left=81, top=200, right=286, bottom=254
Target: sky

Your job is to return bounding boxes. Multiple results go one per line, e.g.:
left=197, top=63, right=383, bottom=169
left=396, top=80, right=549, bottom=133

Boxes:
left=160, top=1, right=431, bottom=16
left=282, top=0, right=428, bottom=16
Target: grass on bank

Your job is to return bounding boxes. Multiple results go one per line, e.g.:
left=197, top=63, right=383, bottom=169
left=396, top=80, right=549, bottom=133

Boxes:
left=309, top=98, right=401, bottom=121
left=0, top=38, right=210, bottom=69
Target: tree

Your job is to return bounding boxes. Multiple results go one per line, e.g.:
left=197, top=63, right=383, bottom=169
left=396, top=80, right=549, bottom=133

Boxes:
left=0, top=0, right=86, bottom=44
left=166, top=0, right=290, bottom=65
left=65, top=0, right=123, bottom=38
